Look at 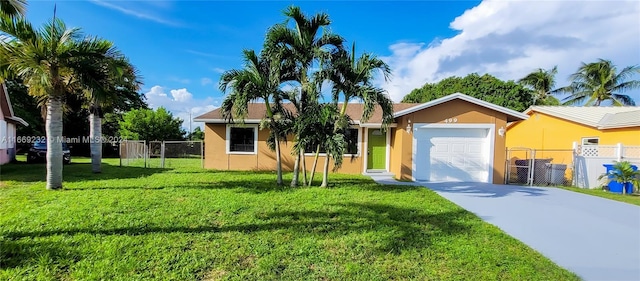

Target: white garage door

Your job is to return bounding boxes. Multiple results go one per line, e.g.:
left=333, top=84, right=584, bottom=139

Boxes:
left=414, top=127, right=491, bottom=182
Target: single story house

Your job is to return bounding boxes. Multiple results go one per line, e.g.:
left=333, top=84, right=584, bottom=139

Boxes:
left=506, top=106, right=640, bottom=150
left=194, top=93, right=528, bottom=183
left=0, top=83, right=28, bottom=165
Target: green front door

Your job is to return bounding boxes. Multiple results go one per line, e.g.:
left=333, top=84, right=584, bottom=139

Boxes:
left=367, top=129, right=386, bottom=170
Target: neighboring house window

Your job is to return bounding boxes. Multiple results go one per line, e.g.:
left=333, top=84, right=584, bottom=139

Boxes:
left=580, top=137, right=599, bottom=157
left=7, top=123, right=14, bottom=148
left=226, top=125, right=258, bottom=154
left=304, top=128, right=360, bottom=155
left=0, top=120, right=6, bottom=150
left=582, top=137, right=599, bottom=146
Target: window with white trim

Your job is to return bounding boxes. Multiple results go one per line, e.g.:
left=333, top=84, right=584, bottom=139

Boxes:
left=304, top=128, right=360, bottom=155
left=0, top=120, right=6, bottom=149
left=226, top=125, right=258, bottom=154
left=580, top=137, right=599, bottom=157
left=581, top=137, right=599, bottom=146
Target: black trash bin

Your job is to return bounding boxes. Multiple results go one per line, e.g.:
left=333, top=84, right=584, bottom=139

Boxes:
left=533, top=159, right=553, bottom=184
left=515, top=159, right=529, bottom=183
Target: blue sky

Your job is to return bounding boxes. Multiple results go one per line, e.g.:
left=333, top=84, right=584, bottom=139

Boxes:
left=26, top=0, right=640, bottom=130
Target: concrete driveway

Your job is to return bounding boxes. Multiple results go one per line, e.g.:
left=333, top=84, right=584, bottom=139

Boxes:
left=370, top=176, right=640, bottom=281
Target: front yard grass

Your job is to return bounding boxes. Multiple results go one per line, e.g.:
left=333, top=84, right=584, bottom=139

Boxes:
left=558, top=186, right=640, bottom=206
left=0, top=158, right=579, bottom=280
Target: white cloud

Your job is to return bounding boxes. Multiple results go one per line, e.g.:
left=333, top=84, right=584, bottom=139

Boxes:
left=377, top=0, right=640, bottom=103
left=201, top=77, right=213, bottom=86
left=89, top=0, right=182, bottom=27
left=144, top=86, right=220, bottom=131
left=212, top=67, right=225, bottom=74
left=170, top=88, right=192, bottom=102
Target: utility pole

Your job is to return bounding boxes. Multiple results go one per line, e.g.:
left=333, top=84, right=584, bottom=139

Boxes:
left=188, top=108, right=192, bottom=141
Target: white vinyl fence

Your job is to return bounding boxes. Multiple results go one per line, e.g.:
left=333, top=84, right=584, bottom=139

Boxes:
left=574, top=143, right=640, bottom=189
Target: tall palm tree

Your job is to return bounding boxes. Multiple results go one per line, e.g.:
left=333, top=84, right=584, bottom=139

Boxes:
left=315, top=43, right=394, bottom=187
left=559, top=59, right=640, bottom=106
left=219, top=49, right=289, bottom=185
left=0, top=15, right=117, bottom=189
left=0, top=0, right=27, bottom=17
left=264, top=5, right=345, bottom=187
left=73, top=55, right=141, bottom=173
left=518, top=66, right=561, bottom=105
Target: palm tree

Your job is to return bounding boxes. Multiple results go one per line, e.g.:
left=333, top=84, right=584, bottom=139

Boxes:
left=0, top=15, right=117, bottom=189
left=315, top=43, right=394, bottom=187
left=559, top=59, right=640, bottom=106
left=0, top=0, right=27, bottom=17
left=219, top=49, right=289, bottom=185
left=73, top=55, right=141, bottom=173
left=264, top=5, right=345, bottom=187
left=518, top=66, right=561, bottom=105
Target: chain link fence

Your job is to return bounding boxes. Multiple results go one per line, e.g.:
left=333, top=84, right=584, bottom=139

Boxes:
left=119, top=140, right=147, bottom=167
left=506, top=148, right=574, bottom=186
left=119, top=140, right=203, bottom=169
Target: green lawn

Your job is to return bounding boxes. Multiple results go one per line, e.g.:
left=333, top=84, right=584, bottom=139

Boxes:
left=557, top=186, right=640, bottom=206
left=0, top=158, right=579, bottom=280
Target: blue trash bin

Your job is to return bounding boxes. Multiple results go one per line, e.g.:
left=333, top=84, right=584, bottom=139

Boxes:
left=602, top=164, right=638, bottom=194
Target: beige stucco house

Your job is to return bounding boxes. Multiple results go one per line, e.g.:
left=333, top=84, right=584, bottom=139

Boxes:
left=194, top=93, right=528, bottom=184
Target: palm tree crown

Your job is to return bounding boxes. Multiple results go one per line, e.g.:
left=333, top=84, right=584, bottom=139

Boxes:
left=219, top=49, right=290, bottom=185
left=0, top=0, right=27, bottom=17
left=560, top=59, right=640, bottom=106
left=0, top=15, right=119, bottom=189
left=518, top=66, right=559, bottom=105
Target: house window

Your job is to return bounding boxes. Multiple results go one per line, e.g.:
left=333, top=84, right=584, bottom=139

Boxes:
left=580, top=137, right=599, bottom=157
left=227, top=125, right=257, bottom=154
left=344, top=128, right=359, bottom=155
left=581, top=137, right=599, bottom=146
left=0, top=120, right=6, bottom=149
left=304, top=128, right=360, bottom=155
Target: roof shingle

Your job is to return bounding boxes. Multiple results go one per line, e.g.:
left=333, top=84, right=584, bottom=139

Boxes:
left=194, top=102, right=420, bottom=123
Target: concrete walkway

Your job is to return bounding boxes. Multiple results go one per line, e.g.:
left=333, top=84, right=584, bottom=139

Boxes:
left=371, top=176, right=640, bottom=281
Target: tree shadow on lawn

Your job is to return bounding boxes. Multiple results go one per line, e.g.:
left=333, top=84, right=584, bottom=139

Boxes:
left=0, top=162, right=169, bottom=183
left=4, top=203, right=473, bottom=256
left=0, top=237, right=80, bottom=269
left=60, top=170, right=420, bottom=194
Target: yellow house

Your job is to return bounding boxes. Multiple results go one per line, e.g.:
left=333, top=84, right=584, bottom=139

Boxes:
left=194, top=93, right=528, bottom=184
left=506, top=106, right=640, bottom=149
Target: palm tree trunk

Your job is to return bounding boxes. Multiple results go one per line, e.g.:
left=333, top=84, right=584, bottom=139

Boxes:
left=320, top=153, right=330, bottom=187
left=274, top=136, right=283, bottom=186
left=46, top=98, right=63, bottom=190
left=290, top=151, right=300, bottom=187
left=308, top=144, right=321, bottom=186
left=301, top=150, right=308, bottom=186
left=89, top=109, right=102, bottom=173
left=320, top=101, right=349, bottom=188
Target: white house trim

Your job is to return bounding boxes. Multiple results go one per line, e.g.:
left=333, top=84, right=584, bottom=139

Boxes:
left=357, top=122, right=398, bottom=128
left=225, top=124, right=259, bottom=155
left=394, top=92, right=529, bottom=120
left=411, top=123, right=495, bottom=183
left=196, top=118, right=262, bottom=124
left=362, top=127, right=391, bottom=174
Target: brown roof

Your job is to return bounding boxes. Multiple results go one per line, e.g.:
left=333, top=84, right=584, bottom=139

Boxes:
left=0, top=83, right=28, bottom=126
left=194, top=102, right=420, bottom=123
left=0, top=83, right=11, bottom=118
